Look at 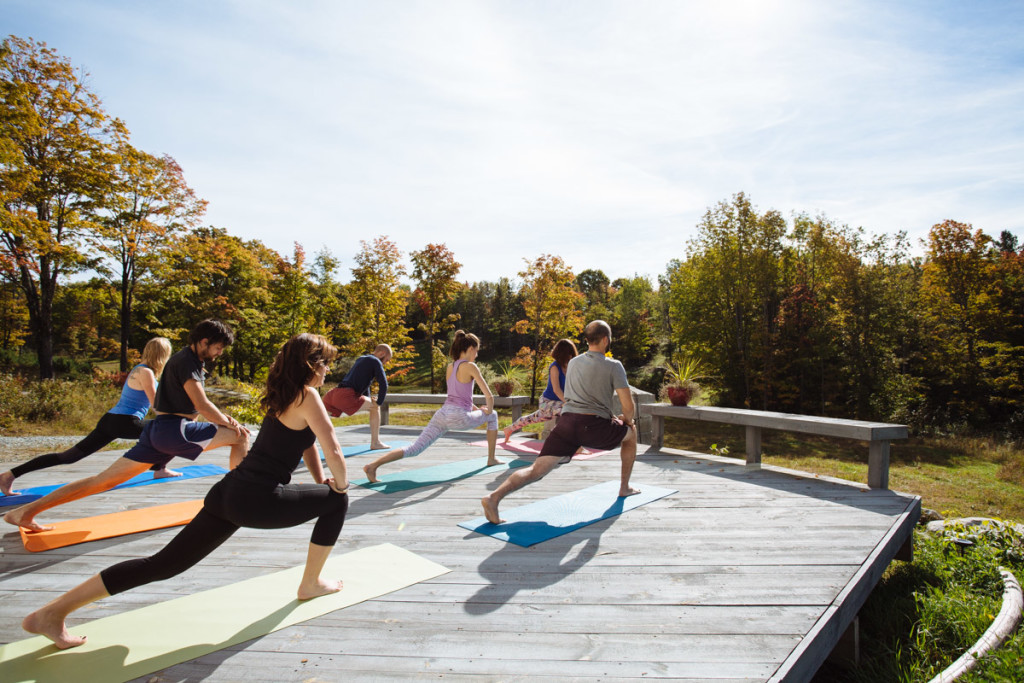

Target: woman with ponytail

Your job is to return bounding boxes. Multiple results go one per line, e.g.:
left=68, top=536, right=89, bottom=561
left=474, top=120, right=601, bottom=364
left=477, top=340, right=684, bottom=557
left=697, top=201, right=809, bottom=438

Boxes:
left=363, top=330, right=499, bottom=482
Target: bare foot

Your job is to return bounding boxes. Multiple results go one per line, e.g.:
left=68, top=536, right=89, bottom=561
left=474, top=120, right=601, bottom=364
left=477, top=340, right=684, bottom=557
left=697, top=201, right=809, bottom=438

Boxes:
left=370, top=442, right=388, bottom=451
left=152, top=467, right=183, bottom=479
left=481, top=496, right=505, bottom=525
left=23, top=608, right=86, bottom=649
left=502, top=426, right=514, bottom=444
left=619, top=486, right=641, bottom=498
left=4, top=508, right=54, bottom=532
left=486, top=457, right=501, bottom=467
left=0, top=470, right=15, bottom=496
left=363, top=463, right=379, bottom=484
left=297, top=578, right=343, bottom=600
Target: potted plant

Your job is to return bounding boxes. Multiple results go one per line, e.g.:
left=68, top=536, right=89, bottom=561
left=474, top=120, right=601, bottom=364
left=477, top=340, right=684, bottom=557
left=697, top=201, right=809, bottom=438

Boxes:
left=658, top=353, right=708, bottom=407
left=489, top=361, right=525, bottom=398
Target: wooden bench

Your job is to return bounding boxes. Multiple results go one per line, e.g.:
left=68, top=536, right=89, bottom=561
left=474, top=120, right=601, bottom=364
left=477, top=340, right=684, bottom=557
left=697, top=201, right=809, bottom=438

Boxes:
left=645, top=404, right=908, bottom=489
left=380, top=394, right=531, bottom=426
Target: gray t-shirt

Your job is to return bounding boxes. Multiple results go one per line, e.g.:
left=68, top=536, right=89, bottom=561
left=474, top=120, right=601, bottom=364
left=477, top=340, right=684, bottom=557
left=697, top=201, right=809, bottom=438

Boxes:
left=561, top=351, right=629, bottom=420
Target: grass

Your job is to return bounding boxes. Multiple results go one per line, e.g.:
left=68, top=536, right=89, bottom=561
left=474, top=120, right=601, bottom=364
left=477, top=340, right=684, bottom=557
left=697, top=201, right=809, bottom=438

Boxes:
left=661, top=421, right=1024, bottom=522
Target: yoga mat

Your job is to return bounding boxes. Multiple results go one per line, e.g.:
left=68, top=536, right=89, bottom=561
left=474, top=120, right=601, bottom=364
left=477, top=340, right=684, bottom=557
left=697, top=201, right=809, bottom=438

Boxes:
left=460, top=480, right=677, bottom=547
left=326, top=441, right=410, bottom=459
left=20, top=499, right=205, bottom=552
left=353, top=455, right=531, bottom=494
left=0, top=464, right=229, bottom=508
left=0, top=543, right=449, bottom=683
left=471, top=438, right=610, bottom=460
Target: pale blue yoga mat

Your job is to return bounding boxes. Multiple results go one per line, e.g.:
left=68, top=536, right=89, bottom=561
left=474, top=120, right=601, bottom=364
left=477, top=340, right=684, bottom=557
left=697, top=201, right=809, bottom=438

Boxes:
left=353, top=456, right=531, bottom=494
left=0, top=464, right=229, bottom=507
left=460, top=481, right=677, bottom=547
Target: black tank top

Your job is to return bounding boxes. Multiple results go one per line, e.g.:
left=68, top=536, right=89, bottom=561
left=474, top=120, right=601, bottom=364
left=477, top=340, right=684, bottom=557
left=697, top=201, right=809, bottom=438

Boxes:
left=229, top=415, right=315, bottom=487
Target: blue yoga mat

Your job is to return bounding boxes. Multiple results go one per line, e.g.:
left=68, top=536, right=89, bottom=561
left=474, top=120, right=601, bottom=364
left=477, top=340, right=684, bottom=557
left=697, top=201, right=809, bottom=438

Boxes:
left=328, top=441, right=410, bottom=459
left=353, top=456, right=531, bottom=494
left=0, top=464, right=229, bottom=507
left=460, top=480, right=677, bottom=547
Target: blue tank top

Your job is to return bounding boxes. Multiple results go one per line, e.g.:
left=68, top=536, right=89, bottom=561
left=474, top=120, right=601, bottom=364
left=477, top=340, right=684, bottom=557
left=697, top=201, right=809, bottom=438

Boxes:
left=108, top=364, right=153, bottom=420
left=542, top=361, right=565, bottom=401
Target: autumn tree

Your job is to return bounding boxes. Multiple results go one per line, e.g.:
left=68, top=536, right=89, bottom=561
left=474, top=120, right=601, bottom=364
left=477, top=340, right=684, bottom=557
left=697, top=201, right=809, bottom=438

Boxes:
left=342, top=236, right=412, bottom=378
left=0, top=36, right=123, bottom=377
left=410, top=243, right=462, bottom=392
left=92, top=144, right=206, bottom=370
left=513, top=254, right=585, bottom=401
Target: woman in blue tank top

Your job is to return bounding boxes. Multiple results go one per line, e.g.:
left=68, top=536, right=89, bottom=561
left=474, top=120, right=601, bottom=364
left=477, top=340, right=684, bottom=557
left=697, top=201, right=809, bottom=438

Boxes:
left=0, top=338, right=174, bottom=496
left=502, top=339, right=578, bottom=443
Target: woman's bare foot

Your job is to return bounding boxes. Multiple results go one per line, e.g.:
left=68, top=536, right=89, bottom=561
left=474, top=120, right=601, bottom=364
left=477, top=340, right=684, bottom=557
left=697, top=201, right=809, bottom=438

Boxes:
left=481, top=496, right=505, bottom=525
left=23, top=608, right=86, bottom=649
left=363, top=463, right=379, bottom=483
left=502, top=426, right=514, bottom=444
left=152, top=467, right=183, bottom=479
left=297, top=578, right=343, bottom=600
left=619, top=486, right=641, bottom=497
left=0, top=470, right=15, bottom=496
left=4, top=508, right=54, bottom=532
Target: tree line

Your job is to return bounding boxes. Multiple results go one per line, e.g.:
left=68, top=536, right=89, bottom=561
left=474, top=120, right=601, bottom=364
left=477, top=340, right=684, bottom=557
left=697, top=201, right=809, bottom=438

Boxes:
left=3, top=36, right=1022, bottom=435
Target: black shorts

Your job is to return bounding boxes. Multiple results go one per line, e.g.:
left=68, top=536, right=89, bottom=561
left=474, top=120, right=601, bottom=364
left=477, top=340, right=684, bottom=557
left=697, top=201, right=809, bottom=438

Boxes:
left=539, top=412, right=629, bottom=457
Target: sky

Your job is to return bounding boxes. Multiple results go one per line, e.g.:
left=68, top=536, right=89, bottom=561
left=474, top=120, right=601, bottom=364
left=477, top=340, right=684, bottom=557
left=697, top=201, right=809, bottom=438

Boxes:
left=5, top=0, right=1024, bottom=284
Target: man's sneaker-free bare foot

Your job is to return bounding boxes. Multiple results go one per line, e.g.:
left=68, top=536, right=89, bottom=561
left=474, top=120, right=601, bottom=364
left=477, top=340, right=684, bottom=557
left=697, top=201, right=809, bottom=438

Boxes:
left=480, top=497, right=505, bottom=525
left=363, top=464, right=379, bottom=484
left=152, top=467, right=183, bottom=479
left=4, top=508, right=54, bottom=532
left=298, top=578, right=343, bottom=601
left=370, top=442, right=388, bottom=451
left=0, top=470, right=15, bottom=496
left=23, top=608, right=86, bottom=649
left=619, top=486, right=641, bottom=498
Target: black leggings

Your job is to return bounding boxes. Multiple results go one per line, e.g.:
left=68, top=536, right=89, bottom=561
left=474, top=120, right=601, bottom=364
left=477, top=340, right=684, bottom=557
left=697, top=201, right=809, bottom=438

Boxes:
left=100, top=479, right=349, bottom=595
left=10, top=413, right=145, bottom=478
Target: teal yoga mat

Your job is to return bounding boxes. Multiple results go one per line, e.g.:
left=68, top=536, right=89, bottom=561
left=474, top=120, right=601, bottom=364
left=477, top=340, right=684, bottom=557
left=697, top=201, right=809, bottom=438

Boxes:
left=0, top=464, right=229, bottom=508
left=460, top=480, right=677, bottom=547
left=353, top=456, right=531, bottom=494
left=321, top=442, right=410, bottom=459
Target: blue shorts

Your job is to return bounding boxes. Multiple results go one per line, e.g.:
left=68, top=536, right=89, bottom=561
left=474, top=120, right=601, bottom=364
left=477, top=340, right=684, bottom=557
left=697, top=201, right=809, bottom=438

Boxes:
left=123, top=415, right=218, bottom=466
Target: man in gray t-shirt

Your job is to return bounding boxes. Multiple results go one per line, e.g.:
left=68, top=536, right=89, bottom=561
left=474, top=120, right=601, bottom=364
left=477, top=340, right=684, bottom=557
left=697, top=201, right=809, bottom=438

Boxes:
left=482, top=320, right=640, bottom=524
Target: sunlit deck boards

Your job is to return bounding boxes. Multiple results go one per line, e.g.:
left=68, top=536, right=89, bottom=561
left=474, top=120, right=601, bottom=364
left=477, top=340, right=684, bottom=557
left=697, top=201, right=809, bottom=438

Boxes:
left=0, top=425, right=920, bottom=682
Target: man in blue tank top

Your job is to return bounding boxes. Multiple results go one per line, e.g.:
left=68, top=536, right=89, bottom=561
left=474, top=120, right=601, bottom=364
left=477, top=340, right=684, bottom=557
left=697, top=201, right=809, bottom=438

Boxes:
left=481, top=320, right=639, bottom=524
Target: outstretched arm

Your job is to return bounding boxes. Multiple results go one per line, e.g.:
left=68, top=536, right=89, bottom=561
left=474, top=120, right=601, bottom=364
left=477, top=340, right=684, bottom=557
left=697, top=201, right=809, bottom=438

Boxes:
left=302, top=388, right=348, bottom=492
left=184, top=380, right=247, bottom=436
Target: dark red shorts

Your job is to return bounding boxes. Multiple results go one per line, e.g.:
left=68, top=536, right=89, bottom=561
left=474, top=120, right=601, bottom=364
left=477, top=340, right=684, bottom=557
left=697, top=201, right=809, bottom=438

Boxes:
left=322, top=386, right=367, bottom=417
left=539, top=412, right=629, bottom=457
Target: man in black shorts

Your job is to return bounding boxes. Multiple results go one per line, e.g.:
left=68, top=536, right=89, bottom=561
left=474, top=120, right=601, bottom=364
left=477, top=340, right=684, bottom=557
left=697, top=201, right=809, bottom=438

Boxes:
left=481, top=320, right=639, bottom=524
left=5, top=320, right=249, bottom=532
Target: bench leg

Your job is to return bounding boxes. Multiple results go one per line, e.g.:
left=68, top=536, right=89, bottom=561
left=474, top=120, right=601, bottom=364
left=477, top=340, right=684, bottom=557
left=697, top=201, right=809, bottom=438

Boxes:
left=511, top=406, right=522, bottom=422
left=380, top=404, right=390, bottom=426
left=651, top=415, right=664, bottom=450
left=745, top=426, right=762, bottom=467
left=868, top=440, right=890, bottom=489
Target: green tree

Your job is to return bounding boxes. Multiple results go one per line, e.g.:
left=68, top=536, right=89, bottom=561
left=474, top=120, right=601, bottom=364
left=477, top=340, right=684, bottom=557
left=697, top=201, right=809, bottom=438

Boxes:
left=410, top=243, right=462, bottom=393
left=342, top=236, right=412, bottom=375
left=513, top=254, right=585, bottom=401
left=609, top=276, right=657, bottom=370
left=92, top=144, right=206, bottom=370
left=0, top=36, right=123, bottom=377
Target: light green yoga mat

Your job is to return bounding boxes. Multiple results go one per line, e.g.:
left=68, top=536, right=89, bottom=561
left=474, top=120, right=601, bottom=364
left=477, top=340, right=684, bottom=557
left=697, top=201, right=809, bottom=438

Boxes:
left=0, top=543, right=448, bottom=683
left=354, top=455, right=531, bottom=493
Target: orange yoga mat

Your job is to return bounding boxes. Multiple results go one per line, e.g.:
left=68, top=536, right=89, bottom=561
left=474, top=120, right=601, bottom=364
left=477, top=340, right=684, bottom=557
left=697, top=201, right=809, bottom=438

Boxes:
left=19, top=499, right=204, bottom=552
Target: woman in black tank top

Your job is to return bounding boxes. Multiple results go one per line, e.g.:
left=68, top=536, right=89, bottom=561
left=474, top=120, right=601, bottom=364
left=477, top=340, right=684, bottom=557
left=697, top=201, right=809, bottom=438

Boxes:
left=22, top=334, right=351, bottom=650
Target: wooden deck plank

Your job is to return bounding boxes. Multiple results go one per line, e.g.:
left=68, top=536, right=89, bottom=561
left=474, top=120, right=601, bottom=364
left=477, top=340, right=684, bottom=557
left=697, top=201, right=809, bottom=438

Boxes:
left=0, top=424, right=920, bottom=682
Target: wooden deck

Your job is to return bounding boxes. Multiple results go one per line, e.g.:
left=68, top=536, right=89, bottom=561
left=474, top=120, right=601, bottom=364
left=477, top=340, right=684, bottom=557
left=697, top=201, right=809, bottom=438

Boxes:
left=0, top=425, right=920, bottom=682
